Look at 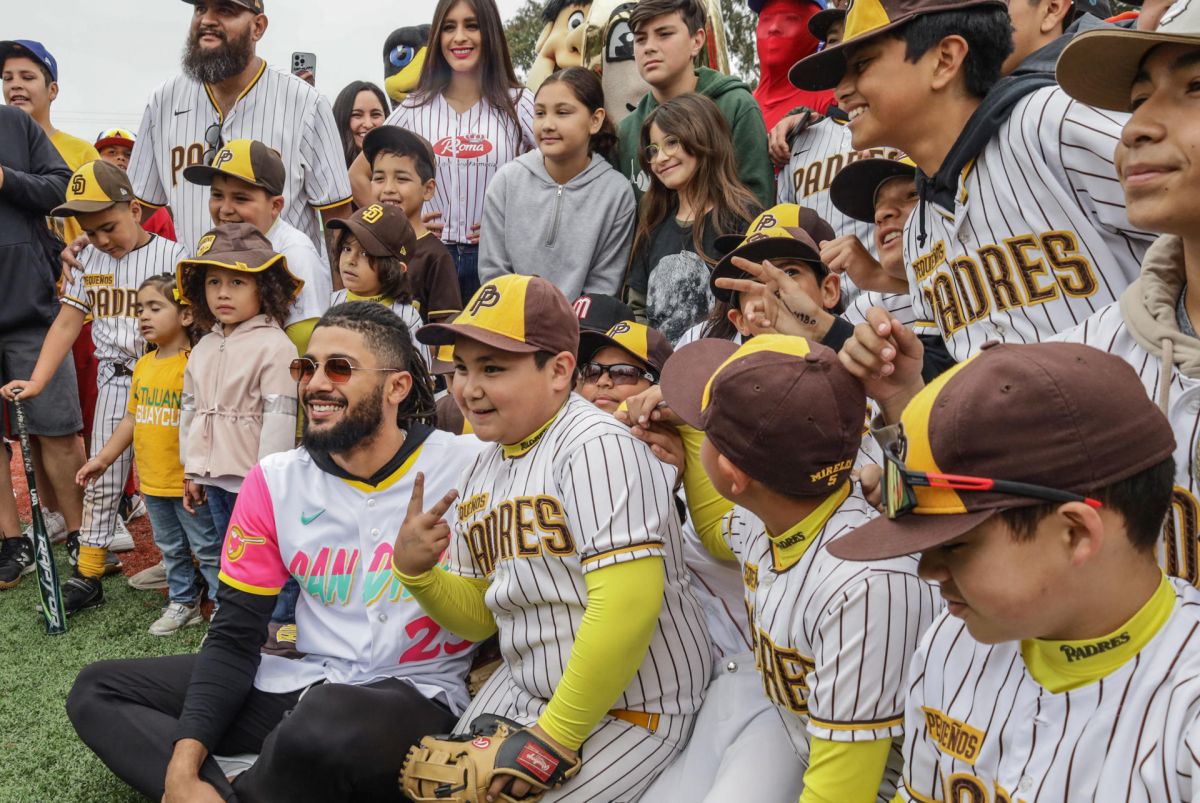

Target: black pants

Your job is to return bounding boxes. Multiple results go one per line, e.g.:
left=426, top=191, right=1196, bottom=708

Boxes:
left=67, top=654, right=457, bottom=802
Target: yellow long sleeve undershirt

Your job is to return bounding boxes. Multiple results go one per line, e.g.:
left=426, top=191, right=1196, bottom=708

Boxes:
left=800, top=736, right=896, bottom=803
left=395, top=558, right=665, bottom=751
left=678, top=425, right=735, bottom=561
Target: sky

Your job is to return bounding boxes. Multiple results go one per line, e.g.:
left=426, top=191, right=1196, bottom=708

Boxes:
left=7, top=0, right=529, bottom=137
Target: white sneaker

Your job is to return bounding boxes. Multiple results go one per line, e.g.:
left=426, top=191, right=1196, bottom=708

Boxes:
left=128, top=560, right=168, bottom=590
left=122, top=493, right=147, bottom=523
left=24, top=510, right=68, bottom=544
left=109, top=518, right=135, bottom=552
left=148, top=602, right=203, bottom=636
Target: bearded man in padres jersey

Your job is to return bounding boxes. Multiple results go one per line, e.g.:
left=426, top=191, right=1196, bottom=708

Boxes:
left=832, top=342, right=1200, bottom=803
left=398, top=275, right=711, bottom=802
left=68, top=302, right=485, bottom=802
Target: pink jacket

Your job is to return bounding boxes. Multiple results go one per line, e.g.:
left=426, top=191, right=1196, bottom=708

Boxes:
left=180, top=314, right=298, bottom=485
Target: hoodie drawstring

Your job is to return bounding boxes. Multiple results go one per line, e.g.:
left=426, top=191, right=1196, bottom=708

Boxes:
left=546, top=185, right=564, bottom=247
left=1158, top=337, right=1174, bottom=415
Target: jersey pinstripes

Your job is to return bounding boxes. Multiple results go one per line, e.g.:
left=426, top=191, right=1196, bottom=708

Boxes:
left=61, top=234, right=188, bottom=368
left=384, top=90, right=535, bottom=246
left=904, top=86, right=1155, bottom=362
left=328, top=289, right=430, bottom=370
left=128, top=65, right=352, bottom=253
left=449, top=394, right=711, bottom=716
left=1057, top=303, right=1200, bottom=589
left=724, top=490, right=940, bottom=797
left=899, top=579, right=1200, bottom=803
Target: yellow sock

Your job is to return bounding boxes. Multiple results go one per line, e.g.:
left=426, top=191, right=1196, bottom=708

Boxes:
left=78, top=545, right=108, bottom=579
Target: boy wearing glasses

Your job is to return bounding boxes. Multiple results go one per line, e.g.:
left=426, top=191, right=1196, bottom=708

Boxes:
left=650, top=334, right=937, bottom=802
left=827, top=341, right=1199, bottom=801
left=577, top=320, right=672, bottom=414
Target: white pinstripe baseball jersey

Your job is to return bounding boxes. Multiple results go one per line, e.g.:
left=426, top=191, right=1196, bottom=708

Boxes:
left=61, top=234, right=188, bottom=368
left=898, top=576, right=1200, bottom=803
left=449, top=394, right=712, bottom=716
left=328, top=288, right=430, bottom=370
left=267, top=217, right=330, bottom=327
left=1057, top=298, right=1200, bottom=589
left=903, top=86, right=1156, bottom=362
left=777, top=117, right=902, bottom=244
left=383, top=90, right=535, bottom=246
left=723, top=484, right=940, bottom=791
left=128, top=63, right=352, bottom=254
left=220, top=430, right=488, bottom=710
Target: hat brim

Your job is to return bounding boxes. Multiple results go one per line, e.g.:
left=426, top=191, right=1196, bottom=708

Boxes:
left=0, top=41, right=54, bottom=80
left=829, top=159, right=918, bottom=224
left=577, top=330, right=653, bottom=373
left=182, top=163, right=278, bottom=195
left=659, top=339, right=740, bottom=429
left=825, top=508, right=997, bottom=561
left=416, top=322, right=541, bottom=354
left=1056, top=28, right=1197, bottom=112
left=327, top=217, right=396, bottom=260
left=50, top=199, right=117, bottom=217
left=176, top=251, right=303, bottom=303
left=709, top=239, right=825, bottom=304
left=809, top=8, right=846, bottom=41
left=94, top=137, right=135, bottom=151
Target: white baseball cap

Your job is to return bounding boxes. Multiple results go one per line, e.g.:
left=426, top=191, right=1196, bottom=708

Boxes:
left=1057, top=0, right=1200, bottom=111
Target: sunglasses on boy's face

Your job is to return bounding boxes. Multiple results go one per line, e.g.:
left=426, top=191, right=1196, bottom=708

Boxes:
left=579, top=362, right=656, bottom=387
left=289, top=357, right=401, bottom=384
left=881, top=447, right=1102, bottom=520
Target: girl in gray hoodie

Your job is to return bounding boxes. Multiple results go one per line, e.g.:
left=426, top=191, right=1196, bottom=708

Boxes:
left=478, top=68, right=635, bottom=301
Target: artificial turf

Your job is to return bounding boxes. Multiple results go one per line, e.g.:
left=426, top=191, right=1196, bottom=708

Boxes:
left=3, top=454, right=206, bottom=802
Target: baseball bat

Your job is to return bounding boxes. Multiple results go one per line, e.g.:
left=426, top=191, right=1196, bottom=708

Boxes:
left=12, top=393, right=67, bottom=635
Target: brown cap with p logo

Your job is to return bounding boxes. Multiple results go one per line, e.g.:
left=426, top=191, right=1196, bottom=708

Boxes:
left=417, top=275, right=580, bottom=356
left=183, top=139, right=285, bottom=196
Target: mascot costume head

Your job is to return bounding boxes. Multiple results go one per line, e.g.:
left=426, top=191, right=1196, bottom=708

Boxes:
left=384, top=25, right=431, bottom=104
left=527, top=0, right=594, bottom=92
left=581, top=0, right=730, bottom=126
left=752, top=0, right=833, bottom=130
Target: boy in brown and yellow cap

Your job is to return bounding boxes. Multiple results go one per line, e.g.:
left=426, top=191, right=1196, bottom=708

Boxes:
left=392, top=275, right=711, bottom=801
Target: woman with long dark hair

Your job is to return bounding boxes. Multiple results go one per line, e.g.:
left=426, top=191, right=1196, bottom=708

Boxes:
left=332, top=81, right=389, bottom=167
left=349, top=0, right=535, bottom=300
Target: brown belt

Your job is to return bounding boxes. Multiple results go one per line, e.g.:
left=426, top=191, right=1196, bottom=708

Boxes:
left=608, top=708, right=660, bottom=734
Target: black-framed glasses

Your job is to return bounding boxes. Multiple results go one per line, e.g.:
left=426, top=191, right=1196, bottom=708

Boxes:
left=643, top=135, right=682, bottom=163
left=580, top=362, right=655, bottom=387
left=289, top=357, right=401, bottom=384
left=202, top=123, right=224, bottom=166
left=881, top=447, right=1102, bottom=520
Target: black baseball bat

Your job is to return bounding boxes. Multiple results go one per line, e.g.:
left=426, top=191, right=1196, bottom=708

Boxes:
left=12, top=394, right=66, bottom=635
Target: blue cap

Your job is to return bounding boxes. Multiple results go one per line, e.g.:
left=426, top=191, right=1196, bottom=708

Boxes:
left=0, top=40, right=58, bottom=82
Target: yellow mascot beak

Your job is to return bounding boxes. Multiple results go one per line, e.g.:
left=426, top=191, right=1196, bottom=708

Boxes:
left=385, top=47, right=427, bottom=104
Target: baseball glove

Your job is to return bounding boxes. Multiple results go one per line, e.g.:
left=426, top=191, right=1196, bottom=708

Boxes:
left=400, top=714, right=582, bottom=802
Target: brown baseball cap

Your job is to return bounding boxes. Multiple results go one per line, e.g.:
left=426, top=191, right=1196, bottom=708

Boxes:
left=789, top=0, right=1006, bottom=90
left=180, top=0, right=263, bottom=12
left=176, top=222, right=303, bottom=303
left=183, top=139, right=285, bottom=196
left=579, top=321, right=674, bottom=378
left=327, top=203, right=416, bottom=262
left=52, top=160, right=135, bottom=216
left=828, top=342, right=1178, bottom=562
left=661, top=335, right=865, bottom=497
left=1057, top=0, right=1200, bottom=112
left=830, top=156, right=918, bottom=224
left=573, top=293, right=636, bottom=333
left=710, top=205, right=830, bottom=304
left=809, top=7, right=846, bottom=41
left=417, top=275, right=580, bottom=356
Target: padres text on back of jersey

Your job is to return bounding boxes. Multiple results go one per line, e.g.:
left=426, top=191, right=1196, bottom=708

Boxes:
left=129, top=65, right=351, bottom=253
left=904, top=86, right=1156, bottom=362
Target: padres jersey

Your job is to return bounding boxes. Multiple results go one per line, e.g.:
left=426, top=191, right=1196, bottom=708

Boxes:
left=724, top=484, right=940, bottom=792
left=1057, top=300, right=1200, bottom=589
left=449, top=394, right=712, bottom=716
left=329, top=288, right=430, bottom=370
left=898, top=576, right=1200, bottom=803
left=129, top=63, right=351, bottom=253
left=904, top=86, right=1155, bottom=362
left=384, top=90, right=535, bottom=245
left=61, top=234, right=188, bottom=369
left=219, top=429, right=487, bottom=711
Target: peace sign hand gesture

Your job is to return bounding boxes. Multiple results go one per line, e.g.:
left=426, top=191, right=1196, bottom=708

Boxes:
left=393, top=472, right=459, bottom=577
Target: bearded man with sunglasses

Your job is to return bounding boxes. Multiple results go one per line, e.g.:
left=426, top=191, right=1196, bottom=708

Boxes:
left=127, top=0, right=351, bottom=255
left=68, top=302, right=486, bottom=803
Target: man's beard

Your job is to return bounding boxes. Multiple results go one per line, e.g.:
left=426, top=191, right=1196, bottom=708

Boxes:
left=302, top=384, right=386, bottom=454
left=182, top=25, right=255, bottom=84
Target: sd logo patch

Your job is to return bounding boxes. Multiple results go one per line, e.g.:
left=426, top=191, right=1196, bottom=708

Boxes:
left=362, top=204, right=385, bottom=224
left=70, top=175, right=87, bottom=196
left=196, top=234, right=216, bottom=256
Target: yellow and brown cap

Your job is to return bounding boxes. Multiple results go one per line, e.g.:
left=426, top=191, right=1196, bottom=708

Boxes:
left=829, top=156, right=917, bottom=224
left=180, top=0, right=263, bottom=12
left=1058, top=0, right=1200, bottom=112
left=710, top=204, right=829, bottom=303
left=828, top=342, right=1177, bottom=561
left=176, top=222, right=303, bottom=304
left=661, top=335, right=865, bottom=497
left=789, top=0, right=1006, bottom=90
left=579, top=321, right=674, bottom=378
left=183, top=139, right=285, bottom=196
left=51, top=160, right=136, bottom=216
left=417, top=275, right=579, bottom=356
left=327, top=203, right=416, bottom=262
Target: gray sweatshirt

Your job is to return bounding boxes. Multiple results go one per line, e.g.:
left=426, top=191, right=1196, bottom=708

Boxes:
left=478, top=150, right=636, bottom=301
